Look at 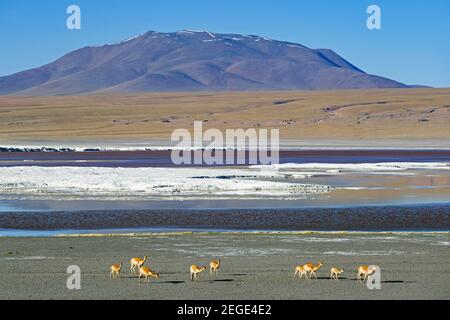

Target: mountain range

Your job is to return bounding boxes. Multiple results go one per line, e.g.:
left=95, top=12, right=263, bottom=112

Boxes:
left=0, top=30, right=409, bottom=95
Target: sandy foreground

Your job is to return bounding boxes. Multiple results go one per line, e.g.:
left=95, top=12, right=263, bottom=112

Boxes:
left=0, top=232, right=448, bottom=300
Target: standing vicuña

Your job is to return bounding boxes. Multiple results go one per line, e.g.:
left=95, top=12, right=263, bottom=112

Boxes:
left=110, top=263, right=122, bottom=279
left=303, top=262, right=323, bottom=279
left=210, top=259, right=221, bottom=276
left=293, top=265, right=307, bottom=279
left=330, top=267, right=344, bottom=280
left=357, top=265, right=376, bottom=282
left=190, top=265, right=207, bottom=281
left=130, top=256, right=147, bottom=274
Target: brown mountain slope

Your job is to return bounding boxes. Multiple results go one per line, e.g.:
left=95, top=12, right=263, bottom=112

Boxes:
left=0, top=31, right=407, bottom=95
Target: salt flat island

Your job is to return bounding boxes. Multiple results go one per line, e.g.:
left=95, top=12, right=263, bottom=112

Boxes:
left=0, top=166, right=333, bottom=200
left=0, top=161, right=449, bottom=201
left=0, top=160, right=449, bottom=206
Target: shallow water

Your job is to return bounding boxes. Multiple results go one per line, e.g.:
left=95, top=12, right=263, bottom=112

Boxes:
left=0, top=205, right=449, bottom=237
left=1, top=150, right=450, bottom=236
left=1, top=149, right=450, bottom=167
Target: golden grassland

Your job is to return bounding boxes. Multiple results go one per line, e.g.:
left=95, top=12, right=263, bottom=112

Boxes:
left=0, top=88, right=449, bottom=143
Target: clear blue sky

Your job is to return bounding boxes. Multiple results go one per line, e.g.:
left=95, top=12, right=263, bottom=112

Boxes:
left=0, top=0, right=449, bottom=87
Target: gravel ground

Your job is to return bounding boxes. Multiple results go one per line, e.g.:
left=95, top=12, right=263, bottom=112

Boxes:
left=0, top=232, right=449, bottom=300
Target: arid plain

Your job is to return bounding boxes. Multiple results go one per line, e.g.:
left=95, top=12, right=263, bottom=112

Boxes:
left=0, top=88, right=449, bottom=145
left=0, top=232, right=449, bottom=300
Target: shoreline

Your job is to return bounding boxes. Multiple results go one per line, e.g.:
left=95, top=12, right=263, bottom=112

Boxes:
left=2, top=142, right=450, bottom=152
left=55, top=230, right=450, bottom=237
left=1, top=230, right=450, bottom=238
